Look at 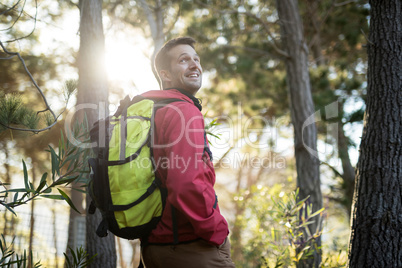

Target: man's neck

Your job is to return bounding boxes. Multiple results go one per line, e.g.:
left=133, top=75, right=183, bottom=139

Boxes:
left=164, top=88, right=202, bottom=111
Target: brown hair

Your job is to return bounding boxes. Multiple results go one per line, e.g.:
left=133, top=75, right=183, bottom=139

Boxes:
left=154, top=37, right=196, bottom=85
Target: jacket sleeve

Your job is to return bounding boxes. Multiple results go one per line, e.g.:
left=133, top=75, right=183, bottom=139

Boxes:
left=158, top=102, right=228, bottom=246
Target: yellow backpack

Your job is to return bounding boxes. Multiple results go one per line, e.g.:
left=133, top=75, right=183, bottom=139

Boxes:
left=87, top=95, right=181, bottom=239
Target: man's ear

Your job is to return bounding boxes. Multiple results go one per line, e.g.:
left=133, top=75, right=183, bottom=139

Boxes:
left=160, top=70, right=171, bottom=83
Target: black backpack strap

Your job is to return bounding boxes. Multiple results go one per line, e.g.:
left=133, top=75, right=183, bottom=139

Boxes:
left=113, top=95, right=131, bottom=117
left=171, top=205, right=179, bottom=245
left=96, top=218, right=109, bottom=237
left=213, top=193, right=218, bottom=209
left=88, top=201, right=96, bottom=214
left=110, top=179, right=161, bottom=211
left=203, top=131, right=213, bottom=161
left=137, top=260, right=144, bottom=268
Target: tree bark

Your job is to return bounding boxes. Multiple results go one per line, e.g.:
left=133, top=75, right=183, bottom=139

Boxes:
left=337, top=118, right=355, bottom=216
left=65, top=0, right=116, bottom=267
left=348, top=1, right=402, bottom=267
left=276, top=0, right=323, bottom=267
left=28, top=163, right=36, bottom=268
left=138, top=0, right=165, bottom=86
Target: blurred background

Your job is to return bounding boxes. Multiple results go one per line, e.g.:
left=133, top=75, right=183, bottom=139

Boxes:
left=0, top=1, right=370, bottom=267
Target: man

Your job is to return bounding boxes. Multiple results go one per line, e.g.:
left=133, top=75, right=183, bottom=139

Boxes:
left=140, top=37, right=235, bottom=268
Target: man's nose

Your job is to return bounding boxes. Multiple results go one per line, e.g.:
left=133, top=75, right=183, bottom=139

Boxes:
left=189, top=59, right=201, bottom=70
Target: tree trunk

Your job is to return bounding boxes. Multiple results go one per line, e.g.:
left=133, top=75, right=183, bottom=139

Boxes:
left=347, top=1, right=402, bottom=267
left=304, top=0, right=356, bottom=217
left=52, top=204, right=59, bottom=268
left=28, top=163, right=36, bottom=268
left=337, top=118, right=355, bottom=216
left=138, top=0, right=165, bottom=86
left=66, top=0, right=115, bottom=267
left=1, top=142, right=12, bottom=236
left=276, top=0, right=323, bottom=267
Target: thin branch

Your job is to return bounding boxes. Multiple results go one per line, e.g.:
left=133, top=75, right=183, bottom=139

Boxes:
left=0, top=0, right=22, bottom=16
left=138, top=0, right=158, bottom=41
left=0, top=0, right=26, bottom=32
left=195, top=0, right=288, bottom=58
left=306, top=0, right=336, bottom=50
left=0, top=55, right=17, bottom=60
left=307, top=0, right=355, bottom=49
left=320, top=161, right=344, bottom=178
left=1, top=2, right=62, bottom=36
left=65, top=0, right=79, bottom=8
left=220, top=44, right=285, bottom=60
left=360, top=28, right=374, bottom=45
left=164, top=4, right=181, bottom=37
left=334, top=0, right=357, bottom=7
left=0, top=120, right=58, bottom=134
left=0, top=41, right=58, bottom=133
left=4, top=0, right=38, bottom=43
left=1, top=1, right=26, bottom=35
left=214, top=145, right=235, bottom=170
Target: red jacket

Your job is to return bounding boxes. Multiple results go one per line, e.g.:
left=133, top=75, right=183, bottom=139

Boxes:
left=141, top=89, right=229, bottom=246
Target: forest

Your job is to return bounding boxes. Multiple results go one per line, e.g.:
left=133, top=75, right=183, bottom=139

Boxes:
left=0, top=0, right=401, bottom=267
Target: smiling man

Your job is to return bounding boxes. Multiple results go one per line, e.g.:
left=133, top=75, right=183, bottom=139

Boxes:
left=139, top=37, right=235, bottom=268
left=157, top=40, right=202, bottom=94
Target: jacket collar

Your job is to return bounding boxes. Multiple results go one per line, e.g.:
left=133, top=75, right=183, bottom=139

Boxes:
left=164, top=88, right=202, bottom=111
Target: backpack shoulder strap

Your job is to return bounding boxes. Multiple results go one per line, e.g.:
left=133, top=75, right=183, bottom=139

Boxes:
left=113, top=95, right=147, bottom=117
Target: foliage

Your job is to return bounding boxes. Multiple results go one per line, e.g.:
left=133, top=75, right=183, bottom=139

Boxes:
left=0, top=235, right=96, bottom=268
left=266, top=189, right=324, bottom=266
left=232, top=185, right=347, bottom=268
left=204, top=115, right=221, bottom=142
left=64, top=246, right=97, bottom=268
left=0, top=93, right=40, bottom=133
left=0, top=79, right=77, bottom=134
left=0, top=119, right=95, bottom=267
left=0, top=235, right=41, bottom=268
left=0, top=119, right=91, bottom=215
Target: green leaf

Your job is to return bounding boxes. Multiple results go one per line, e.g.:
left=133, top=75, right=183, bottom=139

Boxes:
left=36, top=173, right=48, bottom=192
left=57, top=188, right=80, bottom=214
left=22, top=160, right=29, bottom=190
left=70, top=246, right=78, bottom=263
left=60, top=130, right=65, bottom=158
left=67, top=155, right=79, bottom=171
left=53, top=176, right=78, bottom=186
left=309, top=207, right=325, bottom=219
left=43, top=187, right=52, bottom=193
left=63, top=252, right=72, bottom=267
left=72, top=187, right=87, bottom=194
left=49, top=145, right=60, bottom=179
left=41, top=195, right=64, bottom=200
left=60, top=153, right=79, bottom=169
left=13, top=192, right=19, bottom=203
left=298, top=220, right=315, bottom=228
left=3, top=203, right=17, bottom=216
left=206, top=132, right=221, bottom=140
left=296, top=195, right=310, bottom=207
left=3, top=188, right=29, bottom=193
left=66, top=145, right=77, bottom=156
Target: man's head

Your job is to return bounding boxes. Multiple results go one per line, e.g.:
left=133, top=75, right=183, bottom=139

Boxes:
left=154, top=37, right=202, bottom=95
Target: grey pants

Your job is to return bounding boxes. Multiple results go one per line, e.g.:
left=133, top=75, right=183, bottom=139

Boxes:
left=141, top=237, right=236, bottom=268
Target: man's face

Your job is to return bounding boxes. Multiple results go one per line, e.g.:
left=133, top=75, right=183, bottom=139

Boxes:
left=163, top=44, right=203, bottom=95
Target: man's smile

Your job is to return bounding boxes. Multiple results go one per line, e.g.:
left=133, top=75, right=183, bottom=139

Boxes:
left=186, top=72, right=200, bottom=78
